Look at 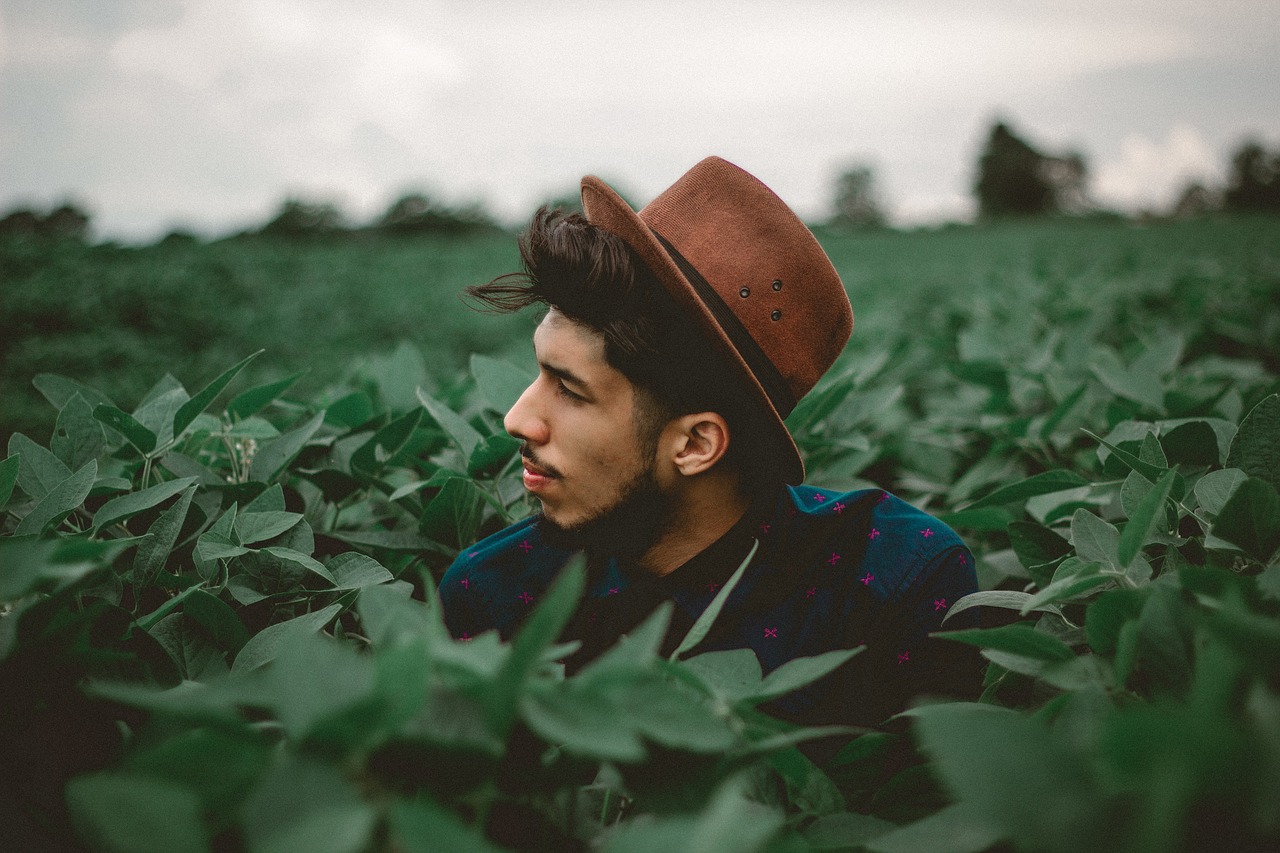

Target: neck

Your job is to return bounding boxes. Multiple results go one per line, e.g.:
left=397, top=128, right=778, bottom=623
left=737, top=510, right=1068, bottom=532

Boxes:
left=636, top=473, right=752, bottom=576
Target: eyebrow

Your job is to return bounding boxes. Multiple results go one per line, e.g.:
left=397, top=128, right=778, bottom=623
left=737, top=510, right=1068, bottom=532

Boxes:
left=540, top=360, right=592, bottom=394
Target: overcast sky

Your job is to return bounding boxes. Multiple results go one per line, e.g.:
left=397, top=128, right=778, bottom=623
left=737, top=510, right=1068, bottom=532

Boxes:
left=3, top=0, right=1278, bottom=241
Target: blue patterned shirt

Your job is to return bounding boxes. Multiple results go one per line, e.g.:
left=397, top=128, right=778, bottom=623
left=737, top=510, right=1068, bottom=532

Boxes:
left=439, top=485, right=980, bottom=732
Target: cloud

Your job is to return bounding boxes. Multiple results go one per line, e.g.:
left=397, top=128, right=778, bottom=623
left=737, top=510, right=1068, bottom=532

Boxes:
left=1093, top=124, right=1223, bottom=211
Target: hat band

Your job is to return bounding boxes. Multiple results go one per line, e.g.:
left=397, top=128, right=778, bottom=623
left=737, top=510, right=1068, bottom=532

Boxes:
left=649, top=228, right=797, bottom=417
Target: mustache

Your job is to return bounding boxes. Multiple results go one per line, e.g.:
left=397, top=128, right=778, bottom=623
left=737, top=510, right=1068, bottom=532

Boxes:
left=520, top=445, right=564, bottom=479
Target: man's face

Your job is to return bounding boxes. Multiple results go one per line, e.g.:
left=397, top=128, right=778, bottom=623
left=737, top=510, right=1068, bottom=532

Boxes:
left=505, top=308, right=672, bottom=553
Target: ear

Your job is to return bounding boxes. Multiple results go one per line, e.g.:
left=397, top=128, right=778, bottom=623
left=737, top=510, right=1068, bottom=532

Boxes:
left=667, top=412, right=731, bottom=478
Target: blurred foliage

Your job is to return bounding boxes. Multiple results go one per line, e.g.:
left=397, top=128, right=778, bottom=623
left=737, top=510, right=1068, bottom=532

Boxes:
left=1225, top=140, right=1280, bottom=213
left=828, top=165, right=887, bottom=231
left=974, top=121, right=1089, bottom=217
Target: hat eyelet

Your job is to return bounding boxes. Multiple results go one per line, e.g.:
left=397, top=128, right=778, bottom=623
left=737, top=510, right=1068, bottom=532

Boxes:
left=739, top=287, right=751, bottom=298
left=772, top=279, right=783, bottom=291
left=771, top=309, right=782, bottom=321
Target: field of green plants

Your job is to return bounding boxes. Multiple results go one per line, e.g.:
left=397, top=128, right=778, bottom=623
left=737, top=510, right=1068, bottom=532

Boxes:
left=2, top=216, right=1279, bottom=852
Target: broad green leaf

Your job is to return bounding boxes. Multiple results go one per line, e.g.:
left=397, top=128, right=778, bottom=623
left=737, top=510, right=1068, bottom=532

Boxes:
left=0, top=454, right=19, bottom=509
left=231, top=602, right=343, bottom=674
left=1211, top=477, right=1280, bottom=562
left=92, top=476, right=198, bottom=531
left=487, top=555, right=586, bottom=735
left=133, top=386, right=189, bottom=449
left=362, top=340, right=428, bottom=411
left=244, top=484, right=287, bottom=513
left=32, top=373, right=116, bottom=412
left=520, top=682, right=647, bottom=761
left=942, top=590, right=1063, bottom=623
left=15, top=459, right=97, bottom=535
left=235, top=510, right=304, bottom=545
left=1116, top=468, right=1177, bottom=568
left=183, top=588, right=250, bottom=653
left=416, top=386, right=482, bottom=461
left=94, top=404, right=157, bottom=454
left=966, top=470, right=1088, bottom=511
left=239, top=755, right=376, bottom=853
left=67, top=773, right=208, bottom=853
left=133, top=485, right=196, bottom=586
left=935, top=507, right=1015, bottom=531
left=1089, top=349, right=1165, bottom=412
left=8, top=432, right=71, bottom=500
left=753, top=646, right=863, bottom=701
left=259, top=630, right=376, bottom=740
left=419, top=477, right=486, bottom=548
left=682, top=775, right=785, bottom=853
left=261, top=547, right=337, bottom=585
left=470, top=352, right=534, bottom=414
left=350, top=407, right=422, bottom=475
left=1194, top=467, right=1248, bottom=516
left=1007, top=521, right=1072, bottom=572
left=579, top=601, right=674, bottom=677
left=249, top=411, right=325, bottom=483
left=1084, top=429, right=1166, bottom=484
left=679, top=648, right=764, bottom=702
left=670, top=539, right=758, bottom=660
left=1070, top=509, right=1120, bottom=567
left=865, top=802, right=1004, bottom=853
left=934, top=623, right=1074, bottom=662
left=466, top=432, right=521, bottom=477
left=51, top=393, right=106, bottom=470
left=1225, top=393, right=1280, bottom=492
left=389, top=800, right=507, bottom=853
left=173, top=350, right=262, bottom=439
left=227, top=371, right=305, bottom=420
left=1160, top=418, right=1229, bottom=467
left=328, top=552, right=394, bottom=589
left=1021, top=570, right=1111, bottom=611
left=327, top=529, right=445, bottom=553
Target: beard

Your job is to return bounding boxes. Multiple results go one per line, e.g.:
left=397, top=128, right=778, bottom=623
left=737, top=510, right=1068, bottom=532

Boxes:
left=534, top=458, right=676, bottom=564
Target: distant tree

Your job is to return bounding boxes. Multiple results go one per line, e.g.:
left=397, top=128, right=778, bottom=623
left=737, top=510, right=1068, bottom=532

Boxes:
left=1223, top=140, right=1280, bottom=213
left=377, top=192, right=498, bottom=235
left=974, top=121, right=1089, bottom=217
left=1170, top=182, right=1223, bottom=219
left=829, top=165, right=886, bottom=229
left=260, top=198, right=345, bottom=237
left=0, top=208, right=41, bottom=240
left=0, top=203, right=91, bottom=241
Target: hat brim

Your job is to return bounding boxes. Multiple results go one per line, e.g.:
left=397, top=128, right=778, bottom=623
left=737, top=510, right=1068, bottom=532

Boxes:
left=581, top=174, right=806, bottom=485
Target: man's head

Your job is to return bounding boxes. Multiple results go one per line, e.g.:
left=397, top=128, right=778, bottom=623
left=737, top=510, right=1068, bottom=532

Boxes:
left=467, top=157, right=852, bottom=556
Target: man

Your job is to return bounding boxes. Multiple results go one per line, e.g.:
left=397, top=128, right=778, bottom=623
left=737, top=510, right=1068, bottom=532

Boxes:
left=440, top=156, right=979, bottom=731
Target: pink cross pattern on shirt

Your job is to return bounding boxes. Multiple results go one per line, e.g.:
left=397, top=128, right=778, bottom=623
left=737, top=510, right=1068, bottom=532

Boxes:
left=805, top=586, right=817, bottom=598
left=460, top=577, right=471, bottom=589
left=518, top=591, right=533, bottom=604
left=813, top=493, right=826, bottom=503
left=879, top=491, right=890, bottom=502
left=868, top=528, right=881, bottom=540
left=934, top=598, right=948, bottom=611
left=518, top=540, right=533, bottom=553
left=832, top=501, right=845, bottom=514
left=861, top=573, right=874, bottom=585
left=764, top=627, right=778, bottom=638
left=461, top=632, right=472, bottom=641
left=608, top=587, right=619, bottom=595
left=827, top=552, right=841, bottom=565
left=468, top=552, right=478, bottom=559
left=708, top=582, right=720, bottom=593
left=959, top=554, right=969, bottom=566
left=921, top=528, right=934, bottom=538
left=759, top=522, right=771, bottom=535
left=897, top=651, right=910, bottom=664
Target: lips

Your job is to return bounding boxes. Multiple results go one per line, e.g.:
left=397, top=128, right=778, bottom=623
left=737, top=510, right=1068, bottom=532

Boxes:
left=520, top=451, right=560, bottom=494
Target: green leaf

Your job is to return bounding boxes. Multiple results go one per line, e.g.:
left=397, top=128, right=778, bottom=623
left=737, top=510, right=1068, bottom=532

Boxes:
left=1021, top=569, right=1112, bottom=612
left=249, top=411, right=325, bottom=483
left=416, top=386, right=482, bottom=461
left=487, top=555, right=586, bottom=735
left=51, top=393, right=107, bottom=469
left=239, top=755, right=376, bottom=853
left=227, top=372, right=305, bottom=420
left=389, top=799, right=507, bottom=853
left=753, top=647, right=863, bottom=701
left=67, top=773, right=209, bottom=853
left=8, top=432, right=71, bottom=500
left=183, top=588, right=250, bottom=654
left=261, top=547, right=337, bottom=585
left=942, top=590, right=1062, bottom=623
left=0, top=454, right=19, bottom=509
left=231, top=602, right=343, bottom=674
left=32, top=373, right=116, bottom=412
left=235, top=510, right=304, bottom=545
left=350, top=407, right=423, bottom=475
left=1194, top=468, right=1248, bottom=516
left=94, top=404, right=158, bottom=454
left=134, top=386, right=189, bottom=449
left=1007, top=521, right=1073, bottom=572
left=965, top=470, right=1088, bottom=511
left=133, top=485, right=196, bottom=586
left=328, top=553, right=394, bottom=589
left=466, top=432, right=521, bottom=478
left=934, top=623, right=1074, bottom=662
left=865, top=802, right=1004, bottom=853
left=670, top=539, right=758, bottom=659
left=419, top=477, right=486, bottom=548
left=1083, top=429, right=1166, bottom=484
left=1116, top=468, right=1178, bottom=568
left=470, top=352, right=534, bottom=414
left=1070, top=509, right=1120, bottom=567
left=92, top=476, right=198, bottom=531
left=520, top=682, right=647, bottom=761
left=1211, top=477, right=1280, bottom=562
left=173, top=350, right=263, bottom=440
left=15, top=459, right=97, bottom=535
left=1089, top=349, right=1165, bottom=412
left=1225, top=393, right=1280, bottom=491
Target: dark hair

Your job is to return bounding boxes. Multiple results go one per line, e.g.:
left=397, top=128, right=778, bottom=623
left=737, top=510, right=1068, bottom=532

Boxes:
left=466, top=207, right=783, bottom=494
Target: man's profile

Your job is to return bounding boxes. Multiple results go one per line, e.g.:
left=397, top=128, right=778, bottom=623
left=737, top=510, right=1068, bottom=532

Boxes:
left=440, top=156, right=980, bottom=732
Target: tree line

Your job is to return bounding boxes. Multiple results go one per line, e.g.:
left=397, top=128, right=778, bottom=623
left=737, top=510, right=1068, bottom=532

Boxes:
left=4, top=120, right=1280, bottom=244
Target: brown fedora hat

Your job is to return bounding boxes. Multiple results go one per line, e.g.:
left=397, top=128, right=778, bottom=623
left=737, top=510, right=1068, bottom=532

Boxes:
left=580, top=156, right=853, bottom=485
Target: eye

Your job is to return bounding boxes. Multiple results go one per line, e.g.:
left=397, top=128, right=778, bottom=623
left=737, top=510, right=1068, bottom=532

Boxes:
left=555, top=379, right=585, bottom=402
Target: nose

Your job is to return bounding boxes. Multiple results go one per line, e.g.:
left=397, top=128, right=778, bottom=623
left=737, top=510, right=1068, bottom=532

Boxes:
left=504, top=378, right=549, bottom=445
